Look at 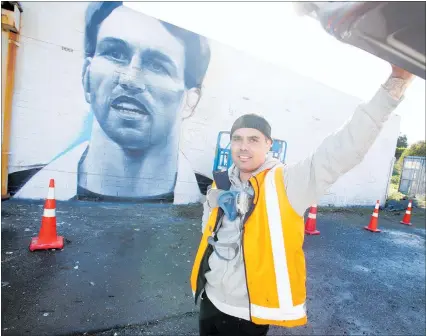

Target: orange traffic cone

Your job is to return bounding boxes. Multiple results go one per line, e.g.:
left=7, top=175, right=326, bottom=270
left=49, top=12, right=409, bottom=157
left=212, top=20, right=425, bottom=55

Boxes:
left=305, top=204, right=320, bottom=235
left=364, top=200, right=381, bottom=233
left=29, top=179, right=64, bottom=251
left=400, top=200, right=413, bottom=226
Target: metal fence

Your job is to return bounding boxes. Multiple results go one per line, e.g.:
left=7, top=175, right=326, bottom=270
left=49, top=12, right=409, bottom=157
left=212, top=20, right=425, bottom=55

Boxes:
left=399, top=156, right=426, bottom=198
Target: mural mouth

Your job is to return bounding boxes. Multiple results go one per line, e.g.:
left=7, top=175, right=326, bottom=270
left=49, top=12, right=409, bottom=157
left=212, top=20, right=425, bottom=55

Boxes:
left=111, top=96, right=150, bottom=119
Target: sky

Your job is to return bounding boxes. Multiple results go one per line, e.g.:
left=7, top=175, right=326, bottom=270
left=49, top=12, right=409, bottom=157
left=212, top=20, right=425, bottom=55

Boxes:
left=125, top=1, right=425, bottom=145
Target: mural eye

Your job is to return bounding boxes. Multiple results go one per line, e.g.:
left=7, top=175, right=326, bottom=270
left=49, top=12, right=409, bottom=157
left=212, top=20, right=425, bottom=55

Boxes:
left=145, top=60, right=169, bottom=75
left=103, top=48, right=128, bottom=62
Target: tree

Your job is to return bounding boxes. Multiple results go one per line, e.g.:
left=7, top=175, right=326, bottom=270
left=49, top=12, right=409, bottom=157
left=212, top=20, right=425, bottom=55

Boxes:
left=405, top=140, right=426, bottom=157
left=397, top=134, right=408, bottom=148
left=395, top=135, right=409, bottom=159
left=397, top=140, right=426, bottom=169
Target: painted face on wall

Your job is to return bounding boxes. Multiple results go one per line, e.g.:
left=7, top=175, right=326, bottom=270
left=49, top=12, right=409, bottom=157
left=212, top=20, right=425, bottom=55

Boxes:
left=83, top=6, right=188, bottom=150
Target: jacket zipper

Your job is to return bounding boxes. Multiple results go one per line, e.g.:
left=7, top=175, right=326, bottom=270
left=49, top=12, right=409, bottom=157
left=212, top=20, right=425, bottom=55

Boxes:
left=242, top=176, right=259, bottom=322
left=242, top=226, right=251, bottom=321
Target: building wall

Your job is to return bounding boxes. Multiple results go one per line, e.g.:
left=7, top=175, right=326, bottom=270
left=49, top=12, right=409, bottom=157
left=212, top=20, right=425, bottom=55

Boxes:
left=7, top=2, right=400, bottom=206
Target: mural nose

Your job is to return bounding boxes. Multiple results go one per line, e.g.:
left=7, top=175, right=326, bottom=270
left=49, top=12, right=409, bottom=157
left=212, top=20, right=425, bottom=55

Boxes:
left=118, top=71, right=145, bottom=94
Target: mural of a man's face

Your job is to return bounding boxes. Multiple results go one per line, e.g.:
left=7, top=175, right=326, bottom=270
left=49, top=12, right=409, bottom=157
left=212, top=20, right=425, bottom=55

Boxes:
left=83, top=6, right=192, bottom=150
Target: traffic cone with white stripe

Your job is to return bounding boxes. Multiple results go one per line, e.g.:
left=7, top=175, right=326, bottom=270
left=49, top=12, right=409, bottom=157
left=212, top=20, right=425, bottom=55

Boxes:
left=29, top=179, right=64, bottom=251
left=305, top=204, right=320, bottom=235
left=400, top=200, right=413, bottom=226
left=364, top=200, right=381, bottom=233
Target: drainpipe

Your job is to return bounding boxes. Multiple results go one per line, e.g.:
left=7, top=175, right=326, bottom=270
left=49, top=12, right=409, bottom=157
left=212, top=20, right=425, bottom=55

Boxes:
left=1, top=2, right=22, bottom=200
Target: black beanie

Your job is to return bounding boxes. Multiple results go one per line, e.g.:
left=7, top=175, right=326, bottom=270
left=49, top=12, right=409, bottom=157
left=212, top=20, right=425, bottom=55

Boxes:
left=230, top=114, right=272, bottom=140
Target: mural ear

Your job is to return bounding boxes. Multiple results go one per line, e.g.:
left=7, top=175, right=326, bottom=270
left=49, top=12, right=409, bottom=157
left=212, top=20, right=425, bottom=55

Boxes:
left=82, top=58, right=92, bottom=104
left=182, top=87, right=201, bottom=120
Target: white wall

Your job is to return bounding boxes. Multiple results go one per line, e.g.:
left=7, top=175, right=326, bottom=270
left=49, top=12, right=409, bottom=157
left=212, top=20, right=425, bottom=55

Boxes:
left=8, top=2, right=400, bottom=206
left=9, top=2, right=88, bottom=170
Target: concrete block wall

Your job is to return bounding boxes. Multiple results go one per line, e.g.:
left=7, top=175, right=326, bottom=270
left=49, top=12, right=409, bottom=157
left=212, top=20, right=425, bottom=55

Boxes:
left=7, top=2, right=400, bottom=206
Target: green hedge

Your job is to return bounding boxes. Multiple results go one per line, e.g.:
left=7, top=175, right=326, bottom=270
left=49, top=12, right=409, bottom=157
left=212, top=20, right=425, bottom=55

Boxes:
left=395, top=147, right=405, bottom=160
left=390, top=174, right=400, bottom=185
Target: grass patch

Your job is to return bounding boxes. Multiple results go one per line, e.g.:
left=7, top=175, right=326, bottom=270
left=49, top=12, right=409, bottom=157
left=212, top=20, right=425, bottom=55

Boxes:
left=416, top=195, right=426, bottom=209
left=387, top=181, right=405, bottom=202
left=387, top=166, right=406, bottom=202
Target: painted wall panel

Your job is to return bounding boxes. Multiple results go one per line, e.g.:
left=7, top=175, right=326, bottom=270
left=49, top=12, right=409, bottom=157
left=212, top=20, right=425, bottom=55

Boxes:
left=8, top=2, right=399, bottom=206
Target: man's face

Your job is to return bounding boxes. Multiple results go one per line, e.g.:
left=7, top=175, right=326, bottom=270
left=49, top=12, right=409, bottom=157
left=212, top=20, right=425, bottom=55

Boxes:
left=84, top=6, right=187, bottom=150
left=231, top=128, right=272, bottom=173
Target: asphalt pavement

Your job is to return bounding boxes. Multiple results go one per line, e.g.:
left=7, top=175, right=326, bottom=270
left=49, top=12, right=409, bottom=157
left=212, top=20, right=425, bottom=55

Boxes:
left=1, top=200, right=425, bottom=336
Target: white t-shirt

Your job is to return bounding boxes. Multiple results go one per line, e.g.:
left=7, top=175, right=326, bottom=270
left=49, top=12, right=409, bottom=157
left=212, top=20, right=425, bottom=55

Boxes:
left=14, top=141, right=202, bottom=204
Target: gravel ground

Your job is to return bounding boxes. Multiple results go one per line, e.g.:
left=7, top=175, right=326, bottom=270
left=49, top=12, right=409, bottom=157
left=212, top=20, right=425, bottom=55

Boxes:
left=1, top=199, right=425, bottom=336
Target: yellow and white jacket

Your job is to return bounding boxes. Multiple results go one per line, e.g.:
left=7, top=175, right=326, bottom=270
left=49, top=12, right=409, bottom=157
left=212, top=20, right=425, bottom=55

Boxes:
left=190, top=87, right=401, bottom=327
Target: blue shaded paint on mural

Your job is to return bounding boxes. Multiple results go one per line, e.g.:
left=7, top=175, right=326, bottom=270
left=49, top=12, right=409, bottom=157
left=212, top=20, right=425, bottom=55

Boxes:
left=52, top=112, right=94, bottom=162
